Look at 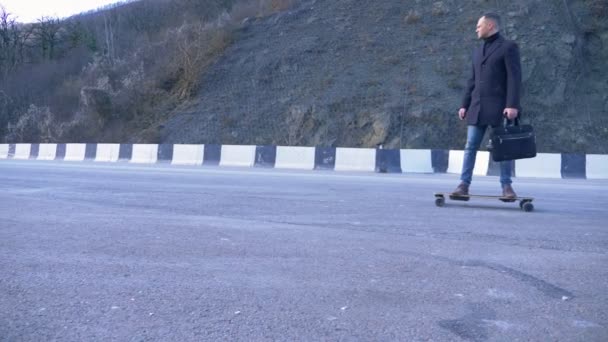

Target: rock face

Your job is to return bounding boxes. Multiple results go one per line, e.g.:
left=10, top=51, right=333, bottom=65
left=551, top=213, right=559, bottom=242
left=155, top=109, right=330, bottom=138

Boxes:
left=162, top=0, right=608, bottom=153
left=80, top=87, right=113, bottom=123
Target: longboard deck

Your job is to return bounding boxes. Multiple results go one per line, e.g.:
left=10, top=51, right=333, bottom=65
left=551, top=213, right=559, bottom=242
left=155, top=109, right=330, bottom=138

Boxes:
left=434, top=192, right=534, bottom=211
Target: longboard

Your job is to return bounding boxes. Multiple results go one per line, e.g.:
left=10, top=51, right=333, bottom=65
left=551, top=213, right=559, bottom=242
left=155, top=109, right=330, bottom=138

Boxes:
left=434, top=192, right=534, bottom=212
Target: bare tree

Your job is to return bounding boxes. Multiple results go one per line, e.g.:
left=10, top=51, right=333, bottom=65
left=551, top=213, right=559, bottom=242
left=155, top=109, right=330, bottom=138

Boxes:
left=0, top=7, right=18, bottom=77
left=34, top=16, right=61, bottom=60
left=103, top=13, right=116, bottom=64
left=15, top=25, right=34, bottom=66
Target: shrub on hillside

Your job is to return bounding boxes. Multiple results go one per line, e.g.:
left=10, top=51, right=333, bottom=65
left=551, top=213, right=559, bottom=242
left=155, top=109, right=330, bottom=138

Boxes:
left=5, top=105, right=58, bottom=143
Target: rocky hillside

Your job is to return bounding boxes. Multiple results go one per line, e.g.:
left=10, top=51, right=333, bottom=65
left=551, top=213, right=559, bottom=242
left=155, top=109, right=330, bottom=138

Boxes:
left=2, top=0, right=607, bottom=153
left=161, top=0, right=608, bottom=153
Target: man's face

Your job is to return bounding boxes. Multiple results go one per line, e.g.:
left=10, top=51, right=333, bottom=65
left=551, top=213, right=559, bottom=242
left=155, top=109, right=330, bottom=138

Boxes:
left=476, top=17, right=494, bottom=39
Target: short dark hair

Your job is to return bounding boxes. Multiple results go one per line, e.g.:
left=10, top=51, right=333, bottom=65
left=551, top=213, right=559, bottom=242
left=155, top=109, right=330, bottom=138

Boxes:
left=482, top=12, right=502, bottom=30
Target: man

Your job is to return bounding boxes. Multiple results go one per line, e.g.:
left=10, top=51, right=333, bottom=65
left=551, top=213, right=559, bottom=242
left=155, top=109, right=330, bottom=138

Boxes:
left=453, top=12, right=522, bottom=198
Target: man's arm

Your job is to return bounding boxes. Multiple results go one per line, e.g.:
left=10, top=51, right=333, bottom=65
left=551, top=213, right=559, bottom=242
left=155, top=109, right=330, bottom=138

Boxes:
left=461, top=59, right=475, bottom=110
left=459, top=58, right=475, bottom=120
left=504, top=42, right=522, bottom=110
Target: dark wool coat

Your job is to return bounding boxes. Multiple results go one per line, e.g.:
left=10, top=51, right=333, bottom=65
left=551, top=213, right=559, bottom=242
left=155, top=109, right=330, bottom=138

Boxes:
left=462, top=34, right=522, bottom=126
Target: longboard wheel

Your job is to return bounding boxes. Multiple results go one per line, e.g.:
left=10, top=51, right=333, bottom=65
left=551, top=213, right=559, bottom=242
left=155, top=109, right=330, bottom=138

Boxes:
left=522, top=201, right=534, bottom=212
left=435, top=197, right=445, bottom=207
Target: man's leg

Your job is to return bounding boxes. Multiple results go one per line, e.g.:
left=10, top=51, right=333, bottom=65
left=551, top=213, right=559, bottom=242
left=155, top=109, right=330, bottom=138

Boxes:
left=500, top=160, right=517, bottom=198
left=453, top=125, right=486, bottom=195
left=460, top=125, right=486, bottom=184
left=500, top=160, right=513, bottom=186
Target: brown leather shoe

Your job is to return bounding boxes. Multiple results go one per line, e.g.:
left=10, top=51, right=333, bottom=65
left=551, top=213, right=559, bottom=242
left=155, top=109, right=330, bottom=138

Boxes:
left=452, top=182, right=469, bottom=196
left=502, top=184, right=517, bottom=198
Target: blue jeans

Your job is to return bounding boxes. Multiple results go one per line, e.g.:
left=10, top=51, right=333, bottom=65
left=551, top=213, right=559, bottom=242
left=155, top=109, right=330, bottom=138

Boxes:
left=460, top=125, right=512, bottom=186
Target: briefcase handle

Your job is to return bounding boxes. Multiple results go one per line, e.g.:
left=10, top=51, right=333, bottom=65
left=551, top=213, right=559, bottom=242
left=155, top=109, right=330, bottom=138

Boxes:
left=503, top=110, right=523, bottom=127
left=503, top=117, right=520, bottom=127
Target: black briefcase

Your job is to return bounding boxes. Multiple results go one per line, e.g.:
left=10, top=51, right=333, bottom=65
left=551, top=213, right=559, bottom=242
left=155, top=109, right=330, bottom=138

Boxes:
left=488, top=117, right=537, bottom=162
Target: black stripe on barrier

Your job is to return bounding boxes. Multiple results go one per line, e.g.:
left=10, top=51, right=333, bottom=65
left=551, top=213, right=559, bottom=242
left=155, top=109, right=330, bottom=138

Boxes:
left=506, top=159, right=516, bottom=178
left=8, top=144, right=15, bottom=158
left=157, top=144, right=174, bottom=163
left=487, top=158, right=516, bottom=177
left=254, top=145, right=276, bottom=168
left=56, top=144, right=66, bottom=160
left=314, top=147, right=336, bottom=170
left=487, top=158, right=499, bottom=176
left=431, top=149, right=449, bottom=173
left=85, top=144, right=97, bottom=159
left=484, top=157, right=516, bottom=177
left=375, top=149, right=401, bottom=173
left=119, top=144, right=133, bottom=161
left=561, top=153, right=586, bottom=179
left=30, top=144, right=39, bottom=159
left=203, top=144, right=221, bottom=165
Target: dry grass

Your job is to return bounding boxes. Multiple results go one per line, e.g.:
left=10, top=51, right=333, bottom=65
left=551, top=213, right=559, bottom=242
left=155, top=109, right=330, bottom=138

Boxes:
left=152, top=0, right=294, bottom=102
left=173, top=25, right=233, bottom=100
left=419, top=25, right=432, bottom=36
left=406, top=84, right=417, bottom=95
left=358, top=32, right=376, bottom=49
left=404, top=10, right=421, bottom=24
left=220, top=115, right=237, bottom=129
left=431, top=2, right=449, bottom=16
left=5, top=105, right=58, bottom=142
left=382, top=55, right=401, bottom=65
left=284, top=105, right=316, bottom=146
left=269, top=0, right=294, bottom=12
left=586, top=0, right=608, bottom=17
left=231, top=0, right=295, bottom=22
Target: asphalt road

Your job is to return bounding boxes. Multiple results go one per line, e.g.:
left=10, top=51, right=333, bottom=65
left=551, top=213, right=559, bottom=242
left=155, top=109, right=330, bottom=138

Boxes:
left=1, top=160, right=607, bottom=341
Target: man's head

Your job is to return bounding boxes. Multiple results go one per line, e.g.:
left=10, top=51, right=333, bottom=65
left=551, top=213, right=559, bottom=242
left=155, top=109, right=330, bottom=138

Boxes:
left=476, top=13, right=501, bottom=39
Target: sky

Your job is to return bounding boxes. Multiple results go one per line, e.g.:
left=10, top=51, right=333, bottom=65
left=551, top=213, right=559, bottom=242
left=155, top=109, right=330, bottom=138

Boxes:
left=0, top=0, right=123, bottom=23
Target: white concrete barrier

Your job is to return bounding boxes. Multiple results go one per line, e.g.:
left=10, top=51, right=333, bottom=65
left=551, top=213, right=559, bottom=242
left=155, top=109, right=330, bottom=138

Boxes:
left=220, top=145, right=256, bottom=167
left=0, top=144, right=8, bottom=159
left=14, top=144, right=31, bottom=159
left=171, top=144, right=204, bottom=165
left=5, top=141, right=608, bottom=180
left=95, top=144, right=120, bottom=162
left=64, top=144, right=87, bottom=161
left=335, top=147, right=376, bottom=172
left=37, top=144, right=57, bottom=160
left=586, top=154, right=608, bottom=179
left=275, top=146, right=315, bottom=170
left=516, top=153, right=562, bottom=178
left=130, top=144, right=159, bottom=163
left=446, top=150, right=489, bottom=176
left=400, top=149, right=433, bottom=173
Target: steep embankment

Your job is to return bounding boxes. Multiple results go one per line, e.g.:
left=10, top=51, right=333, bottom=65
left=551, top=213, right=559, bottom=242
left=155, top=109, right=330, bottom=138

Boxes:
left=162, top=0, right=608, bottom=153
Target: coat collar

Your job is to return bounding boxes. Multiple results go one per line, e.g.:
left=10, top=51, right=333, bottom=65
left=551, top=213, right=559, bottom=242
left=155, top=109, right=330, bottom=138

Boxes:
left=481, top=34, right=504, bottom=63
